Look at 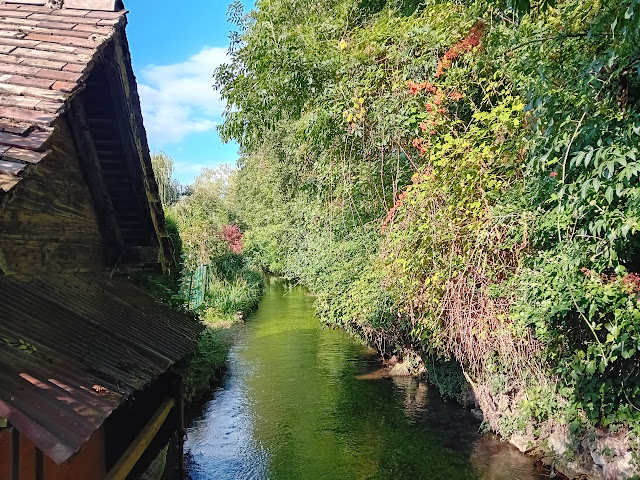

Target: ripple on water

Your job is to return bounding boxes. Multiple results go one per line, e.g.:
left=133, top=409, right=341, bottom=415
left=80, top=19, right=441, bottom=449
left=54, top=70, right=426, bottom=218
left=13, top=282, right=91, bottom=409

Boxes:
left=185, top=281, right=553, bottom=480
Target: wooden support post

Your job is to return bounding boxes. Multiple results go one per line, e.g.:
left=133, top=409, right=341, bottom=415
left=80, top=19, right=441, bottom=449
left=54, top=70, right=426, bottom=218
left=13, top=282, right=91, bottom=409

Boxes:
left=178, top=379, right=185, bottom=480
left=105, top=399, right=175, bottom=480
left=110, top=31, right=174, bottom=272
left=68, top=101, right=125, bottom=265
left=35, top=448, right=44, bottom=480
left=11, top=427, right=18, bottom=480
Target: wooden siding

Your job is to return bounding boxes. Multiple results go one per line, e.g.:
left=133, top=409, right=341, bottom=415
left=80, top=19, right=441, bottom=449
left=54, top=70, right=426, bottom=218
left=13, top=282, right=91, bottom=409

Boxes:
left=112, top=31, right=174, bottom=272
left=0, top=115, right=104, bottom=274
left=0, top=426, right=106, bottom=480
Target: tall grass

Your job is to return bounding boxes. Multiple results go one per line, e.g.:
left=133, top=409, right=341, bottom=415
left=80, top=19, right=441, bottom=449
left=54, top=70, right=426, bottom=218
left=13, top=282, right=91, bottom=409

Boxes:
left=182, top=256, right=265, bottom=402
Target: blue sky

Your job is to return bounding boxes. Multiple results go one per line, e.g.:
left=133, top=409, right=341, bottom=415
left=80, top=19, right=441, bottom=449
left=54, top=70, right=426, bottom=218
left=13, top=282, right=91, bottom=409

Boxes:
left=125, top=0, right=252, bottom=185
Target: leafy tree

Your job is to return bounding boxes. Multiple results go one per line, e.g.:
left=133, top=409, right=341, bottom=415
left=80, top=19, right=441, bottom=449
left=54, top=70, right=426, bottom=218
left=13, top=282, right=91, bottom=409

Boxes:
left=151, top=152, right=182, bottom=206
left=217, top=0, right=640, bottom=445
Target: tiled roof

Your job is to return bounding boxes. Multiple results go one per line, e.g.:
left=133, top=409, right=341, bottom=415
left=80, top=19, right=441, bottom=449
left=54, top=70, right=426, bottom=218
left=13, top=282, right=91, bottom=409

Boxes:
left=0, top=1, right=126, bottom=194
left=0, top=273, right=203, bottom=464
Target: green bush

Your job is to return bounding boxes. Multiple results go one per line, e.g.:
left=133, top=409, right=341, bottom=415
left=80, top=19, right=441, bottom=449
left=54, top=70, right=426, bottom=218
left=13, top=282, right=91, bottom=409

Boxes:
left=217, top=0, right=640, bottom=439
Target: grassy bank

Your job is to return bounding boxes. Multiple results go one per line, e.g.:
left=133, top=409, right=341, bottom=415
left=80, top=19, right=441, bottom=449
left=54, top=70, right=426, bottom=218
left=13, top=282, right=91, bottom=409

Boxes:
left=180, top=256, right=265, bottom=402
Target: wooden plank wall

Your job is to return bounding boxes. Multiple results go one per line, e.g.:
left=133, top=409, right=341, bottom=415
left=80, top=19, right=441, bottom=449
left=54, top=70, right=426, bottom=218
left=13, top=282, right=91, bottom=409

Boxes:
left=0, top=115, right=104, bottom=274
left=0, top=427, right=10, bottom=480
left=44, top=428, right=106, bottom=480
left=111, top=31, right=173, bottom=272
left=0, top=426, right=106, bottom=480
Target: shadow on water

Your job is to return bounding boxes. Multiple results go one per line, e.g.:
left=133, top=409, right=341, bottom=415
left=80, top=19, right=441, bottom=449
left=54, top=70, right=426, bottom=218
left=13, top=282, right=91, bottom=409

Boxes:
left=184, top=279, right=553, bottom=480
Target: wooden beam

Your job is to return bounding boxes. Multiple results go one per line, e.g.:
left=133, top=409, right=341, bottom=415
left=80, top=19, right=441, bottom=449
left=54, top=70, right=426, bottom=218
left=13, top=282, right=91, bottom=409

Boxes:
left=67, top=99, right=125, bottom=265
left=178, top=379, right=185, bottom=479
left=11, top=427, right=18, bottom=480
left=35, top=448, right=44, bottom=480
left=105, top=398, right=175, bottom=480
left=111, top=31, right=174, bottom=272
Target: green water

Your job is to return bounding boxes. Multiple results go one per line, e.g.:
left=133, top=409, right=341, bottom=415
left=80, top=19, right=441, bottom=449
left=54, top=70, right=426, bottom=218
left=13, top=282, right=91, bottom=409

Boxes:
left=185, top=279, right=550, bottom=480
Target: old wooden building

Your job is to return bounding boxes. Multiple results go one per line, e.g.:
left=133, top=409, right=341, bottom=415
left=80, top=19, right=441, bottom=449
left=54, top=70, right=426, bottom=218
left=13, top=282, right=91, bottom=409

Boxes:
left=0, top=1, right=201, bottom=479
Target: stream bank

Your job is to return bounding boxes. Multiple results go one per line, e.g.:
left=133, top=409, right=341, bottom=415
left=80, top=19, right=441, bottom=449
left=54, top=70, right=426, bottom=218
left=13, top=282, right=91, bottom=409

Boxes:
left=183, top=279, right=552, bottom=479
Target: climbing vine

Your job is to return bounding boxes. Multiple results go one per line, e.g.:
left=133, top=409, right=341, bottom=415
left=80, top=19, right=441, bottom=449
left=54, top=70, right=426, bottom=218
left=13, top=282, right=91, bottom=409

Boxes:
left=217, top=0, right=640, bottom=443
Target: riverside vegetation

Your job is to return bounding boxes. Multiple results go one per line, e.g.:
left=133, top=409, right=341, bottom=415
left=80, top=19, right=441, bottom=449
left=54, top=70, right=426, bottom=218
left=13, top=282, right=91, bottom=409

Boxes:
left=152, top=0, right=640, bottom=476
left=215, top=0, right=639, bottom=477
left=147, top=153, right=264, bottom=402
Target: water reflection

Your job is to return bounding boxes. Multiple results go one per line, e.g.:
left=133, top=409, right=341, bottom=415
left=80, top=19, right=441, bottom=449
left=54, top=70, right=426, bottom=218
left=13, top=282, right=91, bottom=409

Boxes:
left=185, top=281, right=551, bottom=480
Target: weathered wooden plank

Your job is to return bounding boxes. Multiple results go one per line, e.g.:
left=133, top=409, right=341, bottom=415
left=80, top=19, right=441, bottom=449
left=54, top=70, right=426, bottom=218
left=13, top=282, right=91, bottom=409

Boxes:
left=0, top=105, right=55, bottom=124
left=0, top=172, right=20, bottom=192
left=3, top=147, right=50, bottom=164
left=104, top=399, right=174, bottom=480
left=0, top=129, right=49, bottom=150
left=68, top=97, right=125, bottom=256
left=110, top=31, right=173, bottom=271
left=0, top=44, right=15, bottom=53
left=0, top=159, right=26, bottom=175
left=0, top=118, right=105, bottom=272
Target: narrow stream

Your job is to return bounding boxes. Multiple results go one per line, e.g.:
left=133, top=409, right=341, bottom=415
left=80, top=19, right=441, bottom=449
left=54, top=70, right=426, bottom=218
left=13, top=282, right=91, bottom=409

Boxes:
left=184, top=279, right=551, bottom=479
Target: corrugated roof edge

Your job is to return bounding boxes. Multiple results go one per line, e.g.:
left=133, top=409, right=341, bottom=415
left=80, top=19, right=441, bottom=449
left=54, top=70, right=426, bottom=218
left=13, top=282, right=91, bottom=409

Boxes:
left=0, top=273, right=203, bottom=464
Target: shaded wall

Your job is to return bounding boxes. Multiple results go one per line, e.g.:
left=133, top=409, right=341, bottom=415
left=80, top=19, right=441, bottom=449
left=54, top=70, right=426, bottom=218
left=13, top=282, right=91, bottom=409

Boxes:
left=0, top=116, right=104, bottom=274
left=0, top=426, right=106, bottom=480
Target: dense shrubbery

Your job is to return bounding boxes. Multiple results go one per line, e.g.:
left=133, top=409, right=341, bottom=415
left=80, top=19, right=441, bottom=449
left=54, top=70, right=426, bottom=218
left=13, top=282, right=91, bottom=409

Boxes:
left=181, top=253, right=264, bottom=402
left=217, top=0, right=640, bottom=445
left=149, top=160, right=265, bottom=401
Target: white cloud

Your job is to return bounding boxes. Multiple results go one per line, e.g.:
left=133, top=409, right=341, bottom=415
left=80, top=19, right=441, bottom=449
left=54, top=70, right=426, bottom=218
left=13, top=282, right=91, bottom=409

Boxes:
left=138, top=47, right=229, bottom=144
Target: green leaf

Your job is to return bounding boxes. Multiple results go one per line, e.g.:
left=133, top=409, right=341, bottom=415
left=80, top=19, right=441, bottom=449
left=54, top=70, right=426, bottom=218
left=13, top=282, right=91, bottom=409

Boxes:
left=605, top=186, right=614, bottom=203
